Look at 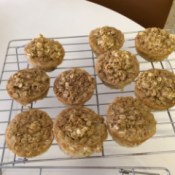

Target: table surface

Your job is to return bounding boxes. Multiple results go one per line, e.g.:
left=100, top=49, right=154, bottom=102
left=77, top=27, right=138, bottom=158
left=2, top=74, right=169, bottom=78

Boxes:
left=0, top=0, right=144, bottom=72
left=0, top=0, right=175, bottom=174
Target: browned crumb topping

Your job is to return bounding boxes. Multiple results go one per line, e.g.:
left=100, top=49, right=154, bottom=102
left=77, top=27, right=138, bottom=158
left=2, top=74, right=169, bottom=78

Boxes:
left=25, top=34, right=64, bottom=63
left=54, top=68, right=96, bottom=105
left=136, top=69, right=175, bottom=105
left=136, top=28, right=175, bottom=55
left=54, top=107, right=107, bottom=147
left=6, top=68, right=50, bottom=103
left=96, top=50, right=139, bottom=88
left=93, top=26, right=124, bottom=50
left=107, top=97, right=156, bottom=143
left=5, top=109, right=53, bottom=157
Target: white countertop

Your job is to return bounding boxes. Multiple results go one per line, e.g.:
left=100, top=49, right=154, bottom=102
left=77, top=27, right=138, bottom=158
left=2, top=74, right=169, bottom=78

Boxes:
left=0, top=0, right=175, bottom=174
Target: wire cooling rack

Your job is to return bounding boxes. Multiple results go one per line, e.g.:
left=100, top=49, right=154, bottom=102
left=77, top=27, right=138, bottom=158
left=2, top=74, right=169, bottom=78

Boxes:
left=0, top=166, right=171, bottom=175
left=0, top=32, right=175, bottom=174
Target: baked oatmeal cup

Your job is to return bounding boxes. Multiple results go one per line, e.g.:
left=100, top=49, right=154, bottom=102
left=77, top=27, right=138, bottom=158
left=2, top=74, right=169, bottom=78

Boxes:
left=53, top=107, right=107, bottom=157
left=89, top=26, right=124, bottom=55
left=25, top=34, right=65, bottom=71
left=6, top=68, right=50, bottom=105
left=53, top=68, right=96, bottom=105
left=135, top=27, right=175, bottom=62
left=5, top=109, right=53, bottom=157
left=107, top=96, right=156, bottom=147
left=135, top=69, right=175, bottom=110
left=95, top=49, right=139, bottom=89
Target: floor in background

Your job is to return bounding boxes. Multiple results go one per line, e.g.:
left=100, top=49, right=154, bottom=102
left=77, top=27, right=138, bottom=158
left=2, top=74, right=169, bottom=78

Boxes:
left=165, top=0, right=175, bottom=29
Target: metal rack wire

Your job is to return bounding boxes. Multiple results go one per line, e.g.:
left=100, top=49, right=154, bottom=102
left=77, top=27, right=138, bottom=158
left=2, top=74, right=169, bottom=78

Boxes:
left=0, top=166, right=171, bottom=175
left=0, top=32, right=175, bottom=174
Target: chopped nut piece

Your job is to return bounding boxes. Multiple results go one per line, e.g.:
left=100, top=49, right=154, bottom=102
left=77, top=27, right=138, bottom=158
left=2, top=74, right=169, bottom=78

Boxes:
left=25, top=34, right=65, bottom=71
left=53, top=107, right=107, bottom=157
left=107, top=96, right=156, bottom=147
left=135, top=69, right=175, bottom=110
left=53, top=68, right=96, bottom=105
left=5, top=109, right=53, bottom=157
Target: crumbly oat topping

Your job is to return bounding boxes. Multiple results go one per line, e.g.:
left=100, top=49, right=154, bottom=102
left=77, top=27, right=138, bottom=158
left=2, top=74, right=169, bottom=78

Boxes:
left=107, top=97, right=156, bottom=145
left=136, top=27, right=175, bottom=56
left=91, top=26, right=124, bottom=51
left=56, top=107, right=106, bottom=144
left=96, top=50, right=139, bottom=89
left=25, top=34, right=64, bottom=63
left=5, top=109, right=53, bottom=157
left=53, top=107, right=107, bottom=156
left=136, top=69, right=175, bottom=106
left=6, top=68, right=50, bottom=105
left=54, top=68, right=96, bottom=105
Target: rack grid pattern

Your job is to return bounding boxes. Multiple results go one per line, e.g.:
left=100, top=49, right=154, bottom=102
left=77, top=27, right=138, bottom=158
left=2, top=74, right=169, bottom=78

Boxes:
left=0, top=32, right=175, bottom=174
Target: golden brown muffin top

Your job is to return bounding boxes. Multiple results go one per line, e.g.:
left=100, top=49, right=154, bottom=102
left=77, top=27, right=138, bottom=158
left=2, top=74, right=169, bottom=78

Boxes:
left=136, top=69, right=175, bottom=106
left=25, top=34, right=64, bottom=63
left=5, top=109, right=53, bottom=157
left=89, top=26, right=124, bottom=54
left=54, top=68, right=96, bottom=105
left=6, top=68, right=50, bottom=105
left=135, top=27, right=175, bottom=56
left=107, top=96, right=156, bottom=145
left=54, top=107, right=107, bottom=147
left=96, top=50, right=139, bottom=88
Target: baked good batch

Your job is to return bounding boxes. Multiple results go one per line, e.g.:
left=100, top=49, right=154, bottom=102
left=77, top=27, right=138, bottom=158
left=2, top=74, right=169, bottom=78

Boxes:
left=53, top=107, right=107, bottom=157
left=135, top=69, right=175, bottom=110
left=5, top=109, right=53, bottom=157
left=3, top=27, right=175, bottom=159
left=135, top=27, right=175, bottom=62
left=107, top=96, right=156, bottom=147
left=53, top=68, right=96, bottom=105
left=95, top=49, right=139, bottom=89
left=6, top=68, right=50, bottom=105
left=25, top=34, right=65, bottom=71
left=89, top=26, right=124, bottom=55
